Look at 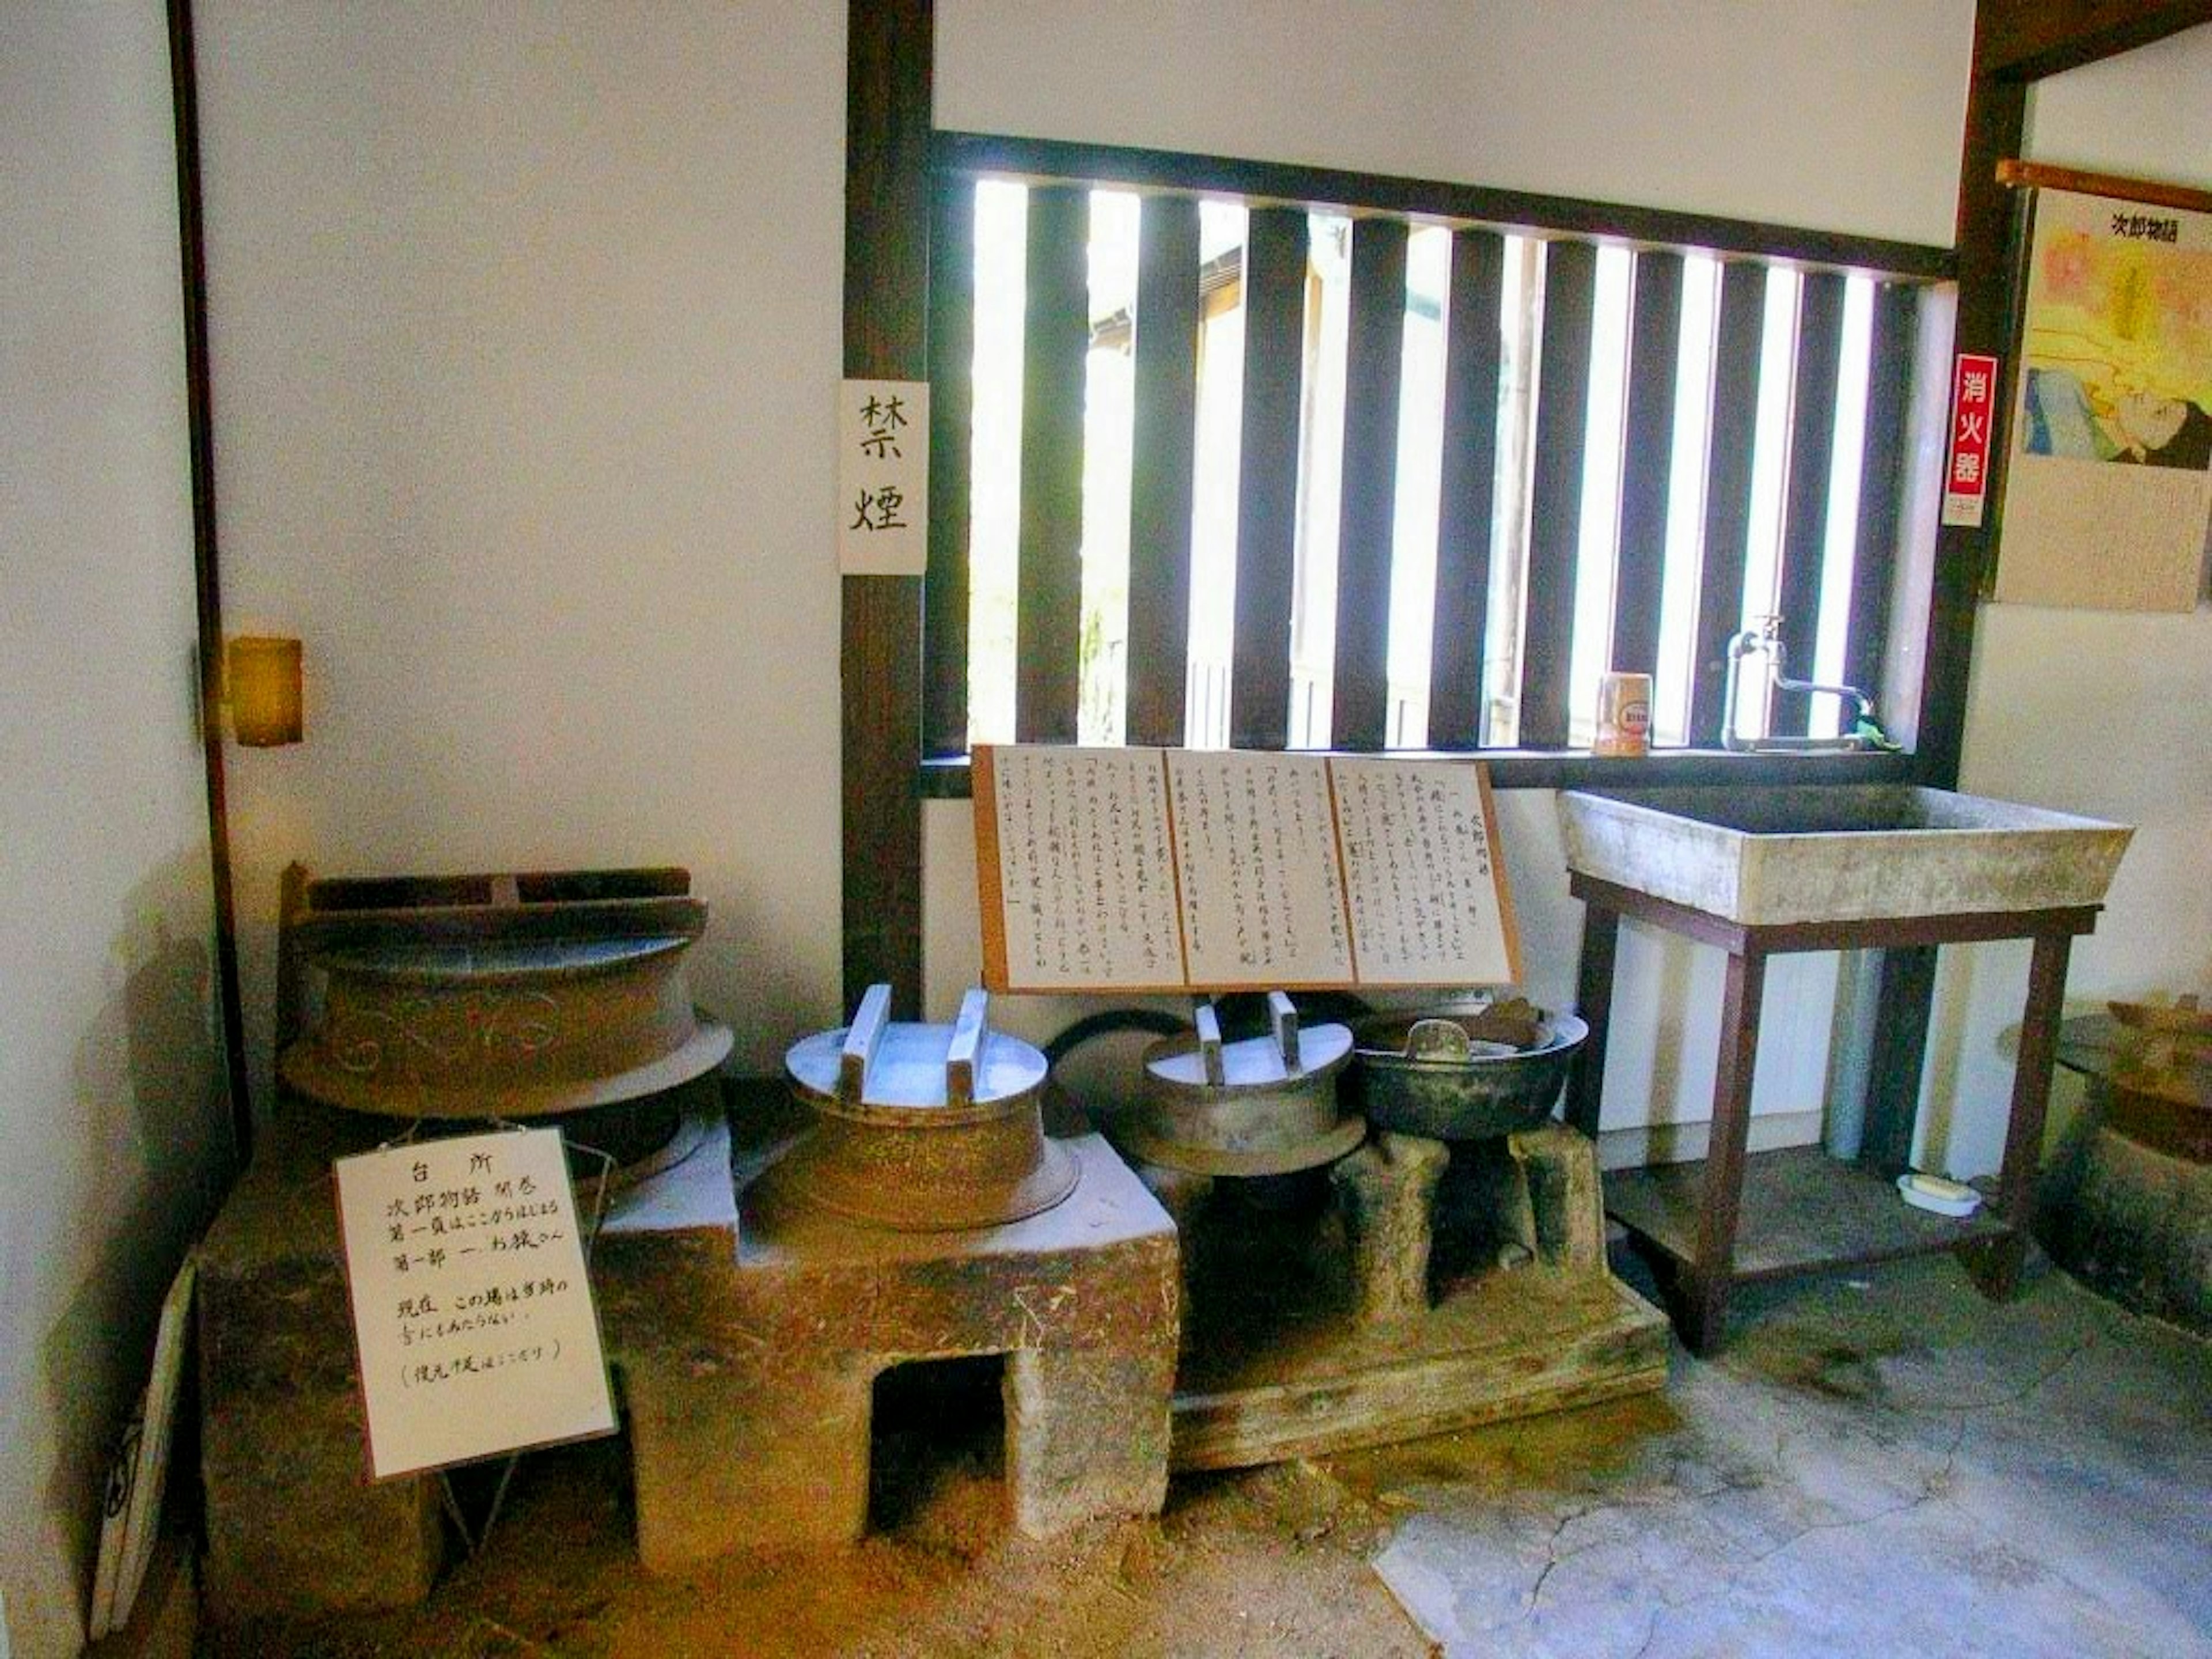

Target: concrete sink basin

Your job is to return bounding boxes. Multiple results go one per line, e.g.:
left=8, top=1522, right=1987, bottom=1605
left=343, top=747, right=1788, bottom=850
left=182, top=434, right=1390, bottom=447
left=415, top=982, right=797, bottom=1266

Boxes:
left=1558, top=785, right=2131, bottom=926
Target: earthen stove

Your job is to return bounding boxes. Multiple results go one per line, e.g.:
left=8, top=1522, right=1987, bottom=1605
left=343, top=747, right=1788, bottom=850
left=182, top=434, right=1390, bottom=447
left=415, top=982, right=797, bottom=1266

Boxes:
left=199, top=866, right=749, bottom=1619
left=721, top=985, right=1178, bottom=1549
left=1098, top=995, right=1669, bottom=1471
left=200, top=938, right=1176, bottom=1623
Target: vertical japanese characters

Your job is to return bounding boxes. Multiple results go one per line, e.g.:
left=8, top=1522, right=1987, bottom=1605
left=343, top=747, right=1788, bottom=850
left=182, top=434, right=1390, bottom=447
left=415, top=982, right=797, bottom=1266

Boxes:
left=975, top=746, right=1516, bottom=993
left=332, top=1127, right=615, bottom=1479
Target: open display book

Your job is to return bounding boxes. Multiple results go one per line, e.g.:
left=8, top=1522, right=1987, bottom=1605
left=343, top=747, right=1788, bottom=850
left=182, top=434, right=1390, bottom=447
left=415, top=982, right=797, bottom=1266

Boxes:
left=972, top=745, right=1521, bottom=995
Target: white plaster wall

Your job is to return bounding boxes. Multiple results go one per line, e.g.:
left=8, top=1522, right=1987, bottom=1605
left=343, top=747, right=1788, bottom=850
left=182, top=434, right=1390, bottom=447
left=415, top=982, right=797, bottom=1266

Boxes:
left=1930, top=23, right=2212, bottom=1176
left=195, top=3, right=850, bottom=1097
left=939, top=0, right=1974, bottom=247
left=0, top=5, right=230, bottom=1649
left=926, top=1, right=1976, bottom=1142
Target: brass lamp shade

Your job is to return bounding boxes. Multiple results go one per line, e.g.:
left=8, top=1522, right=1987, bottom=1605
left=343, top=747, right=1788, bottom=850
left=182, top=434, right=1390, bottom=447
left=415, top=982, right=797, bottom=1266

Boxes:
left=225, top=635, right=302, bottom=746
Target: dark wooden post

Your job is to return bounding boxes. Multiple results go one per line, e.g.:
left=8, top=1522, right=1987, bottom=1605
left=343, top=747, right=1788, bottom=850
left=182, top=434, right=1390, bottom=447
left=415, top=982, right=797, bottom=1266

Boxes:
left=842, top=0, right=933, bottom=1015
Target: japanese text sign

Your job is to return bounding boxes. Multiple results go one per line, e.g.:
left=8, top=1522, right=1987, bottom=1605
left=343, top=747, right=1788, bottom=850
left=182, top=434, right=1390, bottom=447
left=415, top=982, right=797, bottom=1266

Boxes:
left=838, top=378, right=929, bottom=574
left=334, top=1127, right=615, bottom=1480
left=1942, top=351, right=2000, bottom=527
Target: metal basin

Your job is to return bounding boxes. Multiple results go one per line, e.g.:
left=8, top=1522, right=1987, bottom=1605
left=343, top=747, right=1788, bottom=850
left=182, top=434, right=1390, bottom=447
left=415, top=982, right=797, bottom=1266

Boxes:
left=1348, top=1004, right=1587, bottom=1141
left=1559, top=785, right=2131, bottom=926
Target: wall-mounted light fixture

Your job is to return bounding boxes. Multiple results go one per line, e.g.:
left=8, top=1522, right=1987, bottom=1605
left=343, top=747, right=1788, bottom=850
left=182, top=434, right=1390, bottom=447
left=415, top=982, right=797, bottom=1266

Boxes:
left=224, top=634, right=304, bottom=747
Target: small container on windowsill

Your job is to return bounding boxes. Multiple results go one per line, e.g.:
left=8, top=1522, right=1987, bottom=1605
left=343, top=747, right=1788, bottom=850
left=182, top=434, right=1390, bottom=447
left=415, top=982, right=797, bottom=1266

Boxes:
left=1593, top=671, right=1651, bottom=758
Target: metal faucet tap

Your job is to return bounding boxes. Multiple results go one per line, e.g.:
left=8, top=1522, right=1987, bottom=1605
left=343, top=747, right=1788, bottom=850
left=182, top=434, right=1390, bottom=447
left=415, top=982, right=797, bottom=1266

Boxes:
left=1721, top=618, right=1873, bottom=752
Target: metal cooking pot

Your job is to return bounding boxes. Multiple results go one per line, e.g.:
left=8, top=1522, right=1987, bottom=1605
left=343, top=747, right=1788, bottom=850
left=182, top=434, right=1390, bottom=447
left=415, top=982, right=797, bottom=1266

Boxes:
left=779, top=984, right=1077, bottom=1230
left=1347, top=1001, right=1587, bottom=1141
left=1124, top=993, right=1362, bottom=1177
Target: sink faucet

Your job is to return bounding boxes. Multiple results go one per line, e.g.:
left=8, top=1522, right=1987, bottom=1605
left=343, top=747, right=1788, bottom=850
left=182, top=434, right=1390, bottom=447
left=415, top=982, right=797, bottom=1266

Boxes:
left=1722, top=618, right=1874, bottom=752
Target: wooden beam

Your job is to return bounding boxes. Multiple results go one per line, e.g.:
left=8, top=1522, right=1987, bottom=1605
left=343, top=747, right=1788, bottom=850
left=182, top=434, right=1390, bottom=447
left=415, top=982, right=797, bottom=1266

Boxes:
left=1687, top=261, right=1768, bottom=747
left=1426, top=229, right=1506, bottom=750
left=1974, top=0, right=2212, bottom=81
left=1014, top=187, right=1089, bottom=745
left=1611, top=249, right=1684, bottom=680
left=1126, top=196, right=1202, bottom=748
left=1518, top=239, right=1597, bottom=751
left=842, top=0, right=931, bottom=1015
left=1230, top=207, right=1309, bottom=749
left=1332, top=217, right=1410, bottom=750
left=1844, top=282, right=1919, bottom=703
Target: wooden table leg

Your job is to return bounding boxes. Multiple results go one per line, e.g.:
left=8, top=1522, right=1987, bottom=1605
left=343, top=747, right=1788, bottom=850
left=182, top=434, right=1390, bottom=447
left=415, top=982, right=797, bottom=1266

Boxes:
left=1682, top=948, right=1767, bottom=1355
left=1963, top=930, right=2074, bottom=1300
left=1566, top=904, right=1620, bottom=1139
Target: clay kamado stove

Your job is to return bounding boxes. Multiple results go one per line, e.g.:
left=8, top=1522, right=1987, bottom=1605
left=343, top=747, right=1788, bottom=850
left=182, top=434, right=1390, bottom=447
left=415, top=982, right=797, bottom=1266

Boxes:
left=199, top=866, right=763, bottom=1620
left=712, top=984, right=1177, bottom=1550
left=1094, top=991, right=1668, bottom=1471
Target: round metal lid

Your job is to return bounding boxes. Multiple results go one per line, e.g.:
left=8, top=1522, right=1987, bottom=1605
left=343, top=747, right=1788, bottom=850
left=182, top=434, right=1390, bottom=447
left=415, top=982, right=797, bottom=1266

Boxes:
left=784, top=985, right=1048, bottom=1124
left=1145, top=1023, right=1353, bottom=1093
left=1143, top=994, right=1353, bottom=1096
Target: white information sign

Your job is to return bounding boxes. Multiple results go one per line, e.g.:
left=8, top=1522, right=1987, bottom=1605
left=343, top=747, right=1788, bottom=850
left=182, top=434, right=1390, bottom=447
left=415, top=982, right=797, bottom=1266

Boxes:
left=838, top=377, right=930, bottom=574
left=334, top=1127, right=615, bottom=1480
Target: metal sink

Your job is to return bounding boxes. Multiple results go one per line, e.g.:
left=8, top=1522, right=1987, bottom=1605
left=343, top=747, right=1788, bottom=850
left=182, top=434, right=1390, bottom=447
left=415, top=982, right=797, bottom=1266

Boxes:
left=1558, top=785, right=2131, bottom=926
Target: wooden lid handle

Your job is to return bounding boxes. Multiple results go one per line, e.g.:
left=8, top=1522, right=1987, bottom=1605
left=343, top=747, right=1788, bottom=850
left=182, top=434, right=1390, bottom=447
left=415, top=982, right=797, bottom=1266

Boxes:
left=1194, top=999, right=1226, bottom=1087
left=836, top=983, right=894, bottom=1106
left=1268, top=991, right=1300, bottom=1071
left=945, top=988, right=990, bottom=1108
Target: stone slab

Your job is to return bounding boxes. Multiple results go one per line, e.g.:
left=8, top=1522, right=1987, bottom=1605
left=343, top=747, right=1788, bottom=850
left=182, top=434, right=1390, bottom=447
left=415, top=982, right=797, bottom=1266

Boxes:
left=1559, top=785, right=2129, bottom=925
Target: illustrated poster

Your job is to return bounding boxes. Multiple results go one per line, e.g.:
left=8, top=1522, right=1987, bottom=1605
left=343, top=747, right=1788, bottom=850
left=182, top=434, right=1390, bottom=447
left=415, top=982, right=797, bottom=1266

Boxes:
left=1997, top=187, right=2212, bottom=610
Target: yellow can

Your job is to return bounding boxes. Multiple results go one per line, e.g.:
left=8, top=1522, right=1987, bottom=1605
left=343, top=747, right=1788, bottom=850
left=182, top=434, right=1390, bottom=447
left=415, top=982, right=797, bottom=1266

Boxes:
left=1594, top=672, right=1652, bottom=757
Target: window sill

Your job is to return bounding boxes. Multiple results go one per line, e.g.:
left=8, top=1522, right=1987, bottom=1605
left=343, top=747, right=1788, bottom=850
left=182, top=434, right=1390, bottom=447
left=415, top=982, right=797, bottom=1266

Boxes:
left=918, top=745, right=1918, bottom=799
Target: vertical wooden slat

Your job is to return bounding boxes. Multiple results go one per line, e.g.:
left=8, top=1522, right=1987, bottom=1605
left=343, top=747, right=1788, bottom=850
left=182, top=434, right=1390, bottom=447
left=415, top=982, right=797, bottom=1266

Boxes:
left=842, top=0, right=930, bottom=1015
left=170, top=0, right=252, bottom=1157
left=1230, top=207, right=1308, bottom=750
left=1844, top=281, right=1919, bottom=710
left=1427, top=229, right=1505, bottom=750
left=1609, top=250, right=1684, bottom=679
left=1332, top=217, right=1410, bottom=750
left=1015, top=186, right=1090, bottom=744
left=921, top=176, right=975, bottom=759
left=1126, top=195, right=1202, bottom=748
left=1770, top=270, right=1847, bottom=734
left=1687, top=261, right=1768, bottom=745
left=1517, top=238, right=1597, bottom=751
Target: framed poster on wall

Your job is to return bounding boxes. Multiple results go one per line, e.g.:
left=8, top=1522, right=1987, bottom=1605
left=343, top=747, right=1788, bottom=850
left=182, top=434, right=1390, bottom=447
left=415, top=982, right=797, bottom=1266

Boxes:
left=1994, top=179, right=2212, bottom=612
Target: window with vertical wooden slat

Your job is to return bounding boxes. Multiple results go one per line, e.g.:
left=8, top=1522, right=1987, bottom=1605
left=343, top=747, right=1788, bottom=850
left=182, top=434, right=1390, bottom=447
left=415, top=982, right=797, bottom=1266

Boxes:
left=925, top=136, right=1950, bottom=772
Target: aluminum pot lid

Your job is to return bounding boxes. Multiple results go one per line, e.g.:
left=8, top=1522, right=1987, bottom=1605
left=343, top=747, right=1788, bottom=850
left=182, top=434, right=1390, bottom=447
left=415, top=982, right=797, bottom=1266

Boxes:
left=785, top=985, right=1047, bottom=1117
left=1144, top=992, right=1353, bottom=1094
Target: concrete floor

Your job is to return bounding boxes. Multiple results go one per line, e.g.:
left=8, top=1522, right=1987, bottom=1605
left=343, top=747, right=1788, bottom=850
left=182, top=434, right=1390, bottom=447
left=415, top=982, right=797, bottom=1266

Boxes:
left=1373, top=1255, right=2212, bottom=1658
left=203, top=1255, right=2211, bottom=1658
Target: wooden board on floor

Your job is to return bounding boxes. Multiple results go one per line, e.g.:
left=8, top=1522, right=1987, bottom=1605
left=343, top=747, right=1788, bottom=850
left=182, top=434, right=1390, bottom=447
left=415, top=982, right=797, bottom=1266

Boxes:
left=1168, top=1267, right=1668, bottom=1471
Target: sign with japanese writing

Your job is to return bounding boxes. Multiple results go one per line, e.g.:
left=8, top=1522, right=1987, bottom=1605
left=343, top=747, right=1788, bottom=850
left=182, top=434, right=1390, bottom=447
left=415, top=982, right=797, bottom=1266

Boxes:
left=972, top=745, right=1520, bottom=993
left=1995, top=185, right=2212, bottom=611
left=838, top=378, right=929, bottom=575
left=333, top=1128, right=615, bottom=1480
left=1942, top=351, right=2000, bottom=528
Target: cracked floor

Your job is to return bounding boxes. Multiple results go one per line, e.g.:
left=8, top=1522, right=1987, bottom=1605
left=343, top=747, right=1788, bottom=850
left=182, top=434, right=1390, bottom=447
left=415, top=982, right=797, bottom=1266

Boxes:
left=205, top=1255, right=2210, bottom=1658
left=1368, top=1255, right=2212, bottom=1658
